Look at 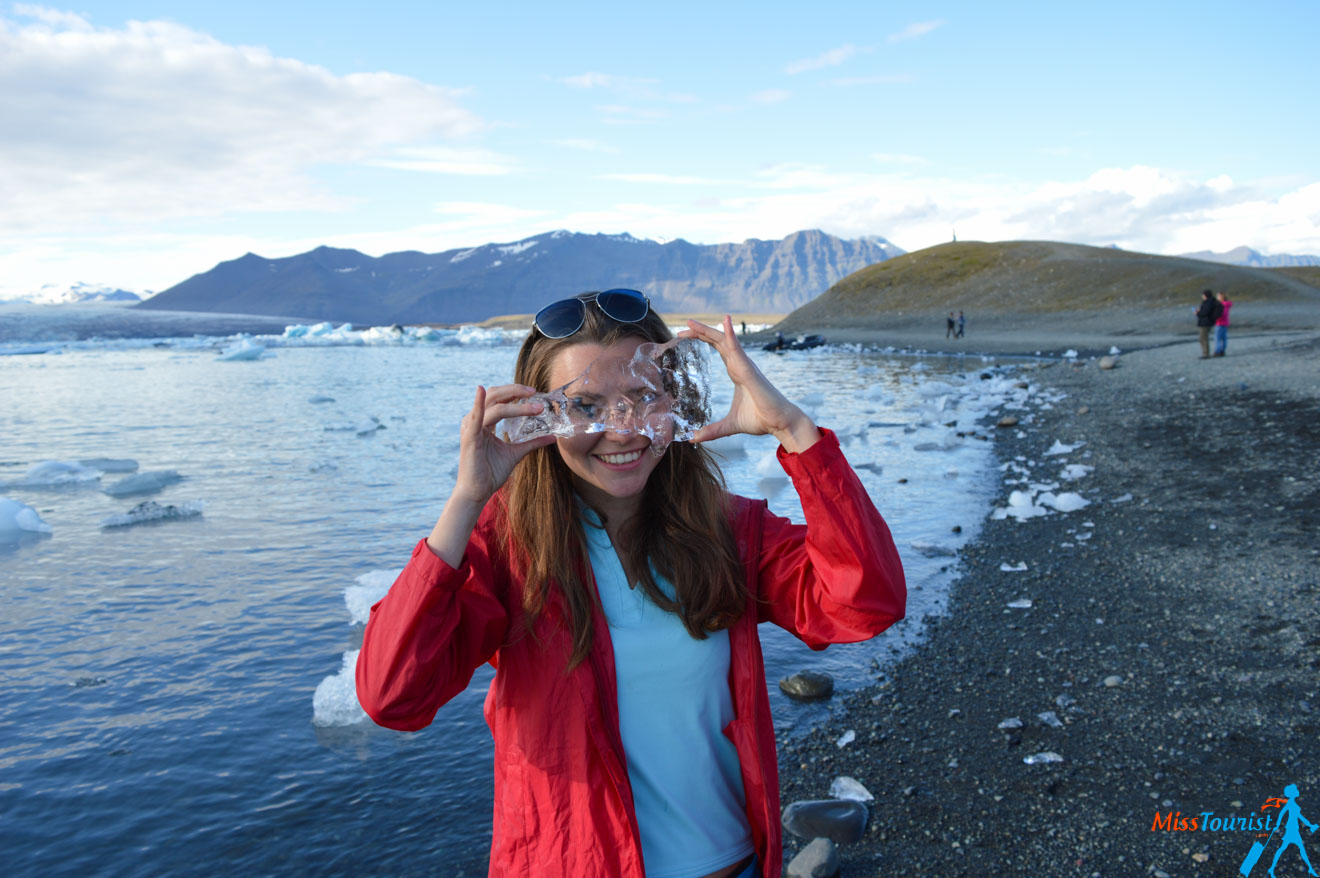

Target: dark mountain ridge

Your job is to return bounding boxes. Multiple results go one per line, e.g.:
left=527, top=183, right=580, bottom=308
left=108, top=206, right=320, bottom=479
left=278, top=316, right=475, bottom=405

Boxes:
left=138, top=229, right=904, bottom=324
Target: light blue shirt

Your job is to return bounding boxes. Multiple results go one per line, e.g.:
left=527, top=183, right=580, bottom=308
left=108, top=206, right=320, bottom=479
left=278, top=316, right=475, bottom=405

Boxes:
left=581, top=509, right=754, bottom=878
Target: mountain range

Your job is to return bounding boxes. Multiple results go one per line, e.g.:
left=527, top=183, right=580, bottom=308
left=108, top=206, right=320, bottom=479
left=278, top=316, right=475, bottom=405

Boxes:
left=1179, top=246, right=1320, bottom=268
left=136, top=229, right=905, bottom=324
left=2, top=282, right=145, bottom=305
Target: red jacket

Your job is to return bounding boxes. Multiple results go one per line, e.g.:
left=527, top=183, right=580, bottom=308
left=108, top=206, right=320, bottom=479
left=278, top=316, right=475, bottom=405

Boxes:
left=357, top=429, right=906, bottom=877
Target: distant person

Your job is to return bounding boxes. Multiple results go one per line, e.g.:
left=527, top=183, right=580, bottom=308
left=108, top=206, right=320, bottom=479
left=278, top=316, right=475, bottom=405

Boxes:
left=946, top=312, right=956, bottom=339
left=956, top=311, right=966, bottom=339
left=1213, top=291, right=1232, bottom=356
left=740, top=320, right=747, bottom=336
left=1194, top=289, right=1222, bottom=359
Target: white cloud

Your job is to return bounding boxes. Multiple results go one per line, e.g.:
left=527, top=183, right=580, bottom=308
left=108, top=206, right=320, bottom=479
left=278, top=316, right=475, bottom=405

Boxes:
left=0, top=8, right=483, bottom=232
left=785, top=44, right=870, bottom=75
left=888, top=20, right=945, bottom=43
left=750, top=89, right=791, bottom=104
left=370, top=147, right=519, bottom=176
left=601, top=173, right=735, bottom=186
left=551, top=138, right=619, bottom=153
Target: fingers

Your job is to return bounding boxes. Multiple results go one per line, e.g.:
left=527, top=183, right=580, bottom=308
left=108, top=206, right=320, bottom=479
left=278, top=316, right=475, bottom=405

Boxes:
left=481, top=399, right=544, bottom=429
left=484, top=383, right=539, bottom=404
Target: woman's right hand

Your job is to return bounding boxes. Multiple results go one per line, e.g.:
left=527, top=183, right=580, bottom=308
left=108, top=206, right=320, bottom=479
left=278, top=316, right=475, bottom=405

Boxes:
left=451, top=384, right=556, bottom=508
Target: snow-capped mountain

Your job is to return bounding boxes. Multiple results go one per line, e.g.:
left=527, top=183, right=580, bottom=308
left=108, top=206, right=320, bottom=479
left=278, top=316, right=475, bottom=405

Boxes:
left=1180, top=246, right=1320, bottom=268
left=3, top=282, right=147, bottom=305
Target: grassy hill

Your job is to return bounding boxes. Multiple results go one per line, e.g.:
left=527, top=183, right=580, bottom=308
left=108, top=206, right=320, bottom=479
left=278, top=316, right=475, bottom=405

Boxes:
left=1269, top=265, right=1320, bottom=289
left=776, top=240, right=1320, bottom=334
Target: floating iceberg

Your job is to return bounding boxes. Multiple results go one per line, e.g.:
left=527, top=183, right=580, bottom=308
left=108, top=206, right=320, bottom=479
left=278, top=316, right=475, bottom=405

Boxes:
left=0, top=496, right=53, bottom=538
left=312, top=649, right=369, bottom=727
left=217, top=338, right=266, bottom=361
left=345, top=570, right=398, bottom=625
left=103, top=470, right=183, bottom=497
left=4, top=460, right=102, bottom=488
left=101, top=500, right=203, bottom=528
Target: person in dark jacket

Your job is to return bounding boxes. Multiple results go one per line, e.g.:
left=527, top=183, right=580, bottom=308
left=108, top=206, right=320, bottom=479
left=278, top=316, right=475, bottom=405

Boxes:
left=1194, top=289, right=1223, bottom=359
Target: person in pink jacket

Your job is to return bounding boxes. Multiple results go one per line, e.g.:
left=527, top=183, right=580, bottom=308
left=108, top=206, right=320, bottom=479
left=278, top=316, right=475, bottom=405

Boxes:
left=1213, top=290, right=1233, bottom=357
left=356, top=289, right=906, bottom=878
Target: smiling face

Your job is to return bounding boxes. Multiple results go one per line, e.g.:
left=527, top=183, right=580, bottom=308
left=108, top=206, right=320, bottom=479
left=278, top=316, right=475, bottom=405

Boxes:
left=548, top=337, right=669, bottom=520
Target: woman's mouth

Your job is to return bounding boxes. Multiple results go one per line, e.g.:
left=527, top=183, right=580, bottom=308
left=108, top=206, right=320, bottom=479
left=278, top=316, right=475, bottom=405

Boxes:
left=595, top=448, right=644, bottom=466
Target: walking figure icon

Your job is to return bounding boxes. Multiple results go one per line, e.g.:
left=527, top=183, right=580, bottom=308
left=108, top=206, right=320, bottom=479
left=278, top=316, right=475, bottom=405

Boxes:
left=1241, top=783, right=1319, bottom=876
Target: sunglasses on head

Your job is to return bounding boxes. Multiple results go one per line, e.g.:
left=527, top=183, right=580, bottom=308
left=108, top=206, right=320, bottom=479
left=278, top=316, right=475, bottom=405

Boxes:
left=533, top=289, right=651, bottom=339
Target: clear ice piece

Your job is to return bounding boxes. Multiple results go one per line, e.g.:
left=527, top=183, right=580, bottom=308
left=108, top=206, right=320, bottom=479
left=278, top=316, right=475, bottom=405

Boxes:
left=1023, top=752, right=1064, bottom=765
left=829, top=776, right=875, bottom=803
left=501, top=338, right=712, bottom=457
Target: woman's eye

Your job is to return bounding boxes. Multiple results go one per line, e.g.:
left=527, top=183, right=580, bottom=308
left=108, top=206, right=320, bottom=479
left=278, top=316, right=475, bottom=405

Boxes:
left=569, top=398, right=596, bottom=416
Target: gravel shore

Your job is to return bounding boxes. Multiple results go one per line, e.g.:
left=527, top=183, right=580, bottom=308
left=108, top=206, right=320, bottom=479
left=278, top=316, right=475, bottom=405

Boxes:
left=778, top=328, right=1320, bottom=876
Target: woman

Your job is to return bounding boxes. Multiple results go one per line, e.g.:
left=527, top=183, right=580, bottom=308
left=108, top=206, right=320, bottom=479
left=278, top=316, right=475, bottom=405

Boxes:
left=356, top=289, right=906, bottom=877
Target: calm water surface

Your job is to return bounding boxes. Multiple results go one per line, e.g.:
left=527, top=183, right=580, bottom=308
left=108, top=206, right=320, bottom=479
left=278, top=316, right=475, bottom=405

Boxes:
left=1, top=327, right=1005, bottom=876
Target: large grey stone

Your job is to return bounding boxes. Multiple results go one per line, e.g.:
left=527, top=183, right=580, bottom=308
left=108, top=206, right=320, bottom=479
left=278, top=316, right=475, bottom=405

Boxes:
left=782, top=799, right=869, bottom=844
left=787, top=837, right=840, bottom=878
left=778, top=671, right=834, bottom=700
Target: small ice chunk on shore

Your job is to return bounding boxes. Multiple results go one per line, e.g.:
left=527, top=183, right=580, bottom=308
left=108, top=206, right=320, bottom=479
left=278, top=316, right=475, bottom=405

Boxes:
left=1023, top=752, right=1064, bottom=765
left=1007, top=598, right=1033, bottom=609
left=0, top=496, right=53, bottom=536
left=999, top=561, right=1028, bottom=572
left=103, top=470, right=183, bottom=497
left=1038, top=491, right=1090, bottom=512
left=1110, top=493, right=1133, bottom=503
left=101, top=500, right=203, bottom=528
left=830, top=776, right=875, bottom=803
left=997, top=717, right=1023, bottom=729
left=1045, top=440, right=1084, bottom=456
left=835, top=729, right=856, bottom=748
left=1060, top=464, right=1094, bottom=480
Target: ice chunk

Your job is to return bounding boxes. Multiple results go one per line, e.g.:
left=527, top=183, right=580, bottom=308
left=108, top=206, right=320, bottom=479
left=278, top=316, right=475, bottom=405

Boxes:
left=103, top=470, right=183, bottom=497
left=79, top=457, right=139, bottom=473
left=101, top=500, right=203, bottom=528
left=1108, top=346, right=1121, bottom=355
left=1060, top=464, right=1094, bottom=480
left=835, top=729, right=856, bottom=748
left=502, top=338, right=712, bottom=457
left=992, top=490, right=1049, bottom=521
left=999, top=561, right=1028, bottom=572
left=1063, top=349, right=1078, bottom=359
left=1039, top=491, right=1090, bottom=512
left=1110, top=493, right=1133, bottom=503
left=312, top=650, right=369, bottom=727
left=1007, top=598, right=1033, bottom=609
left=829, top=776, right=875, bottom=803
left=997, top=717, right=1023, bottom=729
left=345, top=570, right=398, bottom=625
left=1037, top=710, right=1064, bottom=728
left=217, top=338, right=265, bottom=361
left=0, top=496, right=53, bottom=537
left=1044, top=440, right=1084, bottom=456
left=1023, top=752, right=1064, bottom=765
left=702, top=433, right=748, bottom=459
left=4, top=460, right=103, bottom=488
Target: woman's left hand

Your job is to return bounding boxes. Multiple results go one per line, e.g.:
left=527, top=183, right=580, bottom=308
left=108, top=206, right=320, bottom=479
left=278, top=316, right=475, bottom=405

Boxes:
left=678, top=315, right=821, bottom=453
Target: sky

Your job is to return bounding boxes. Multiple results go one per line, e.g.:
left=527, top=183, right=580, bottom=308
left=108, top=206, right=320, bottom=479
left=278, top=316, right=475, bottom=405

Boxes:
left=2, top=0, right=1319, bottom=295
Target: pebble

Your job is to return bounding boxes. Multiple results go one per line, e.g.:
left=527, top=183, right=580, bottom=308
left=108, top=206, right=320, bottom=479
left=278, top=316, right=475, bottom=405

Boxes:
left=786, top=837, right=840, bottom=878
left=1103, top=675, right=1123, bottom=688
left=782, top=799, right=869, bottom=844
left=996, top=415, right=1020, bottom=428
left=780, top=671, right=835, bottom=700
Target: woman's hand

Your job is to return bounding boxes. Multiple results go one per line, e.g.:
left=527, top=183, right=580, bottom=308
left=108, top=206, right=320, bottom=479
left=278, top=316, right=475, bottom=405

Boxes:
left=429, top=384, right=555, bottom=565
left=678, top=316, right=820, bottom=454
left=452, top=384, right=556, bottom=507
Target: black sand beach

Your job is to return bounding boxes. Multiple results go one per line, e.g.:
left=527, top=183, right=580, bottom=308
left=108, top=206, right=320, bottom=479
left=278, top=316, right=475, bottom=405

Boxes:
left=778, top=327, right=1320, bottom=876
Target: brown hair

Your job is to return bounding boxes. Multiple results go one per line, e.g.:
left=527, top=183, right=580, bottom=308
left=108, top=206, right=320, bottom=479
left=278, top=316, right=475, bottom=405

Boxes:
left=506, top=293, right=746, bottom=667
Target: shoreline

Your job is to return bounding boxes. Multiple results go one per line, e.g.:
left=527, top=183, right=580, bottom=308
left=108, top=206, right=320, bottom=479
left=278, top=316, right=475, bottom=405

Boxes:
left=777, top=330, right=1320, bottom=874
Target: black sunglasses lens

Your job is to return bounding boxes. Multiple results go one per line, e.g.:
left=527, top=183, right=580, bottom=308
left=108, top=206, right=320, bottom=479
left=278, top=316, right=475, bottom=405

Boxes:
left=595, top=289, right=649, bottom=323
left=534, top=299, right=586, bottom=338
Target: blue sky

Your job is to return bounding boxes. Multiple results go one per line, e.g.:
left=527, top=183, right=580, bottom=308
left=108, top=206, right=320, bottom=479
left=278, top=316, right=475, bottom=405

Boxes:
left=2, top=0, right=1318, bottom=294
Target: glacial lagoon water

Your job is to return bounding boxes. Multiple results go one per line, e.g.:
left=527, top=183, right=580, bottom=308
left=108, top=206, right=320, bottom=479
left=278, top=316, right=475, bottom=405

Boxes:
left=0, top=310, right=1017, bottom=876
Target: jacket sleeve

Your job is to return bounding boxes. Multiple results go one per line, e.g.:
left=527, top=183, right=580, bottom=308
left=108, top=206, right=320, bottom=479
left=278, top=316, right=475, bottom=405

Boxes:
left=356, top=504, right=512, bottom=731
left=753, top=427, right=906, bottom=649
